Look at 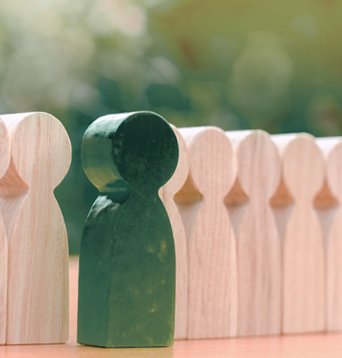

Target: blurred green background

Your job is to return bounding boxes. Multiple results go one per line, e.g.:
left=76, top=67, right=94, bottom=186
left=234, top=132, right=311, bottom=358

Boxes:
left=1, top=0, right=341, bottom=253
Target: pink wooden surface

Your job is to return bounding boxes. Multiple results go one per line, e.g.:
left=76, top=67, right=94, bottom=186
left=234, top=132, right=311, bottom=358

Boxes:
left=1, top=257, right=342, bottom=357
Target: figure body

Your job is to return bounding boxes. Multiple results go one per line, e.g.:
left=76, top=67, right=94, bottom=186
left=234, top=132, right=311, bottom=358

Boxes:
left=159, top=126, right=190, bottom=339
left=322, top=139, right=342, bottom=331
left=226, top=130, right=281, bottom=336
left=78, top=111, right=178, bottom=347
left=0, top=112, right=71, bottom=344
left=0, top=121, right=10, bottom=344
left=178, top=127, right=237, bottom=339
left=273, top=134, right=325, bottom=334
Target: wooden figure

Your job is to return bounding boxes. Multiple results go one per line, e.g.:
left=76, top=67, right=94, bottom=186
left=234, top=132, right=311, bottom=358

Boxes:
left=177, top=126, right=238, bottom=339
left=78, top=111, right=178, bottom=348
left=317, top=137, right=342, bottom=331
left=273, top=134, right=325, bottom=334
left=226, top=130, right=281, bottom=337
left=159, top=125, right=190, bottom=340
left=0, top=112, right=71, bottom=344
left=0, top=120, right=10, bottom=345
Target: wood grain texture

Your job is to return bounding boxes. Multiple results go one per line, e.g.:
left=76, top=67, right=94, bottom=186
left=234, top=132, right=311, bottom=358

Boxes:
left=178, top=126, right=237, bottom=339
left=0, top=112, right=71, bottom=344
left=273, top=134, right=325, bottom=334
left=226, top=130, right=281, bottom=337
left=317, top=137, right=342, bottom=331
left=159, top=125, right=190, bottom=340
left=0, top=121, right=10, bottom=345
left=78, top=111, right=178, bottom=347
left=4, top=259, right=342, bottom=358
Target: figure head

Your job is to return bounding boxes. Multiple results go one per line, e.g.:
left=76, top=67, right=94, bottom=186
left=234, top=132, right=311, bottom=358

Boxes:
left=282, top=134, right=325, bottom=199
left=236, top=130, right=281, bottom=199
left=186, top=127, right=236, bottom=198
left=0, top=120, right=10, bottom=179
left=4, top=112, right=71, bottom=189
left=82, top=111, right=178, bottom=198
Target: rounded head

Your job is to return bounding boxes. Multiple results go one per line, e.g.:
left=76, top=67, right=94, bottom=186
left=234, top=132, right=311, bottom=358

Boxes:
left=236, top=130, right=281, bottom=198
left=162, top=126, right=190, bottom=195
left=8, top=112, right=71, bottom=188
left=82, top=111, right=178, bottom=195
left=282, top=134, right=325, bottom=198
left=0, top=120, right=10, bottom=178
left=324, top=141, right=342, bottom=197
left=188, top=127, right=236, bottom=196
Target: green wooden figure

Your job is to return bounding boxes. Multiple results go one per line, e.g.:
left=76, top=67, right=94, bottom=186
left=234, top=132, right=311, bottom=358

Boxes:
left=77, top=111, right=178, bottom=348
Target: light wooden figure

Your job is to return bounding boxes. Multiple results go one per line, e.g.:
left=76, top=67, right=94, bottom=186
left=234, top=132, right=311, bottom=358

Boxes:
left=178, top=126, right=237, bottom=339
left=0, top=112, right=71, bottom=344
left=272, top=133, right=325, bottom=334
left=226, top=130, right=281, bottom=337
left=0, top=121, right=10, bottom=345
left=159, top=125, right=190, bottom=340
left=317, top=137, right=342, bottom=332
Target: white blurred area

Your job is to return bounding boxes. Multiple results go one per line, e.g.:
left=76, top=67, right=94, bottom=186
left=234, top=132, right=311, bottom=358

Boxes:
left=0, top=0, right=169, bottom=112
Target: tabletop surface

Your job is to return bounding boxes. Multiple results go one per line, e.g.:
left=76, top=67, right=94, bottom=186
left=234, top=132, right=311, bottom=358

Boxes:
left=1, top=257, right=342, bottom=358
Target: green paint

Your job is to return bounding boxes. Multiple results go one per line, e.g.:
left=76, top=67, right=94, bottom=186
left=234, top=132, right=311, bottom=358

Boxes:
left=77, top=111, right=178, bottom=348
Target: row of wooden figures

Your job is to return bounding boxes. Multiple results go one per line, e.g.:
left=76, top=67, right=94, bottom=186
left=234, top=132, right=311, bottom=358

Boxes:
left=0, top=111, right=341, bottom=348
left=161, top=124, right=342, bottom=341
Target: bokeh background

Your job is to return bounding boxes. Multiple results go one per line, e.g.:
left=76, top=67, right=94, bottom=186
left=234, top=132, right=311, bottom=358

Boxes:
left=1, top=0, right=341, bottom=253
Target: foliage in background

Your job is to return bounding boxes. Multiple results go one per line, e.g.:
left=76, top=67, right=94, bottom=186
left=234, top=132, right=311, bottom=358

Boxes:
left=0, top=0, right=341, bottom=252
